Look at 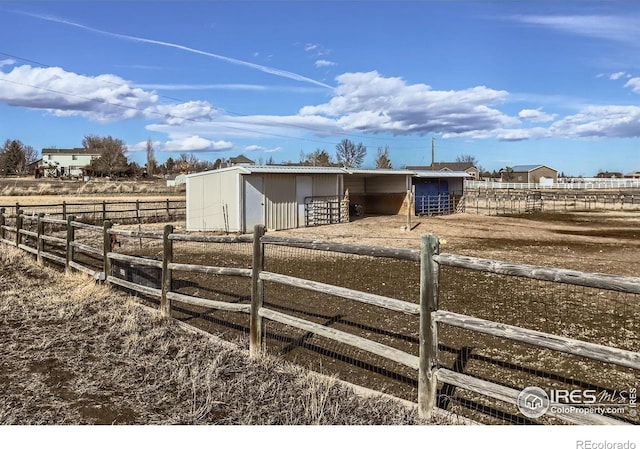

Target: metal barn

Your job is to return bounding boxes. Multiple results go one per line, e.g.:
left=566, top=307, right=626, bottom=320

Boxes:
left=186, top=166, right=344, bottom=232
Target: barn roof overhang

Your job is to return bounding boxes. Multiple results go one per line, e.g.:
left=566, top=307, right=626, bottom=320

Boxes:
left=413, top=170, right=473, bottom=178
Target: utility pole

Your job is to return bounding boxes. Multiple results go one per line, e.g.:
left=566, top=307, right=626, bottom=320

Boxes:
left=430, top=137, right=435, bottom=170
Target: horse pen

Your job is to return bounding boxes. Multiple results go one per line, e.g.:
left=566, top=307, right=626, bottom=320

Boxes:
left=0, top=205, right=638, bottom=425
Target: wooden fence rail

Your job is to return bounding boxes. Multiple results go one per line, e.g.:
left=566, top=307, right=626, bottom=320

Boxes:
left=0, top=207, right=637, bottom=425
left=0, top=199, right=186, bottom=222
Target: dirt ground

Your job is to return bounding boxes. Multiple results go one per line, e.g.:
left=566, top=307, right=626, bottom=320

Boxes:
left=5, top=208, right=638, bottom=425
left=274, top=211, right=640, bottom=277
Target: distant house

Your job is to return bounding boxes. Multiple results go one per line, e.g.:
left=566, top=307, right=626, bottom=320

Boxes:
left=501, top=165, right=558, bottom=183
left=406, top=162, right=480, bottom=180
left=228, top=155, right=255, bottom=167
left=40, top=148, right=100, bottom=177
left=625, top=170, right=640, bottom=179
left=596, top=171, right=623, bottom=179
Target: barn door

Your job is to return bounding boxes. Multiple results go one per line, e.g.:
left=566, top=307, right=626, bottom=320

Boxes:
left=244, top=176, right=264, bottom=232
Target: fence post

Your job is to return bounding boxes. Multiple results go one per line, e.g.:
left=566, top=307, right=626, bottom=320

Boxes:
left=250, top=224, right=266, bottom=357
left=102, top=220, right=113, bottom=279
left=136, top=200, right=140, bottom=222
left=102, top=200, right=107, bottom=222
left=15, top=209, right=24, bottom=248
left=166, top=198, right=171, bottom=220
left=418, top=233, right=440, bottom=420
left=160, top=224, right=174, bottom=318
left=36, top=213, right=45, bottom=265
left=62, top=201, right=67, bottom=221
left=0, top=208, right=5, bottom=241
left=65, top=215, right=76, bottom=273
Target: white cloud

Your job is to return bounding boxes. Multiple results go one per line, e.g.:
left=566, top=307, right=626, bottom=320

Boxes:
left=511, top=14, right=640, bottom=47
left=624, top=77, right=640, bottom=93
left=244, top=145, right=282, bottom=153
left=315, top=60, right=335, bottom=68
left=0, top=65, right=158, bottom=122
left=0, top=59, right=15, bottom=67
left=149, top=101, right=218, bottom=125
left=160, top=136, right=233, bottom=153
left=299, top=71, right=517, bottom=136
left=610, top=71, right=627, bottom=80
left=550, top=105, right=640, bottom=138
left=305, top=43, right=319, bottom=52
left=518, top=108, right=557, bottom=123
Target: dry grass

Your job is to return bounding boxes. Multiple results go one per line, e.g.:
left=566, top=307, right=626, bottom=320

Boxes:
left=0, top=176, right=185, bottom=199
left=0, top=247, right=454, bottom=425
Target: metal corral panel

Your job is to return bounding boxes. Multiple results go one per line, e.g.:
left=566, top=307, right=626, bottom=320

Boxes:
left=264, top=174, right=297, bottom=231
left=186, top=170, right=240, bottom=231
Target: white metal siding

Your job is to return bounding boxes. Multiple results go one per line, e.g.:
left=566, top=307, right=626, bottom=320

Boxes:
left=264, top=174, right=297, bottom=231
left=312, top=174, right=339, bottom=196
left=365, top=175, right=409, bottom=193
left=187, top=170, right=240, bottom=231
left=344, top=176, right=365, bottom=194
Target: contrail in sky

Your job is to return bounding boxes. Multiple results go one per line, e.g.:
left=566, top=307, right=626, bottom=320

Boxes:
left=20, top=11, right=334, bottom=89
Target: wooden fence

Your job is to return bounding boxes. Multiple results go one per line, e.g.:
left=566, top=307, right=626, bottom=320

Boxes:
left=0, top=209, right=637, bottom=425
left=0, top=199, right=185, bottom=223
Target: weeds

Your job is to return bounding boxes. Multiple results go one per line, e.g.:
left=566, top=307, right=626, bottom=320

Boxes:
left=0, top=247, right=452, bottom=425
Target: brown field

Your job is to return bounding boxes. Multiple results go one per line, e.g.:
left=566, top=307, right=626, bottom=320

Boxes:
left=0, top=176, right=185, bottom=203
left=2, top=193, right=638, bottom=425
left=274, top=211, right=640, bottom=276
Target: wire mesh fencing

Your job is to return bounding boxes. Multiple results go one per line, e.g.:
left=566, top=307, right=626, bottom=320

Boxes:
left=436, top=265, right=640, bottom=424
left=167, top=235, right=254, bottom=341
left=261, top=242, right=421, bottom=402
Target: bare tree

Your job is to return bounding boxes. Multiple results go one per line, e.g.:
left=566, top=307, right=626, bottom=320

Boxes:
left=300, top=149, right=334, bottom=166
left=375, top=145, right=392, bottom=169
left=145, top=139, right=157, bottom=175
left=336, top=139, right=366, bottom=168
left=83, top=135, right=128, bottom=177
left=455, top=154, right=479, bottom=166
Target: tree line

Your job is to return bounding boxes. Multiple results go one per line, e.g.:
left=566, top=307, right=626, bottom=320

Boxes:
left=297, top=139, right=392, bottom=169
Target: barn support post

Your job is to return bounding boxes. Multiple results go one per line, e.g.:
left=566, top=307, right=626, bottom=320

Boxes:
left=65, top=215, right=76, bottom=273
left=418, top=233, right=440, bottom=420
left=102, top=220, right=113, bottom=280
left=15, top=209, right=24, bottom=248
left=36, top=213, right=45, bottom=265
left=160, top=224, right=174, bottom=318
left=406, top=189, right=412, bottom=230
left=0, top=208, right=5, bottom=241
left=250, top=224, right=266, bottom=357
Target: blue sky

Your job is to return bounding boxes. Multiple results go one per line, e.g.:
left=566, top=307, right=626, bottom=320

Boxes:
left=1, top=1, right=640, bottom=175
